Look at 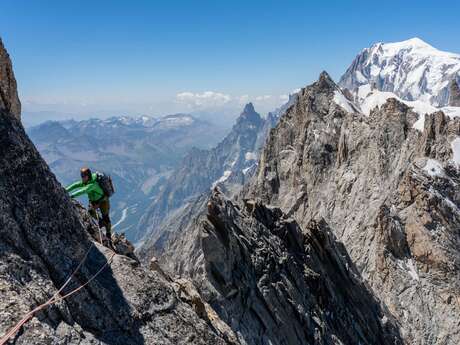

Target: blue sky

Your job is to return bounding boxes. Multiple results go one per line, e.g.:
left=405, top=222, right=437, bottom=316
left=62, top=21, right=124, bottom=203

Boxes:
left=1, top=0, right=459, bottom=123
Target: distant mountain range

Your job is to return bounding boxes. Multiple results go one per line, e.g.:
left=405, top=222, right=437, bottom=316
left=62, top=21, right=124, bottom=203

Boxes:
left=27, top=113, right=227, bottom=237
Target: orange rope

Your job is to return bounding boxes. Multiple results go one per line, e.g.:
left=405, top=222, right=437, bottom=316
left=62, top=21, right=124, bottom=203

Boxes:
left=0, top=243, right=116, bottom=345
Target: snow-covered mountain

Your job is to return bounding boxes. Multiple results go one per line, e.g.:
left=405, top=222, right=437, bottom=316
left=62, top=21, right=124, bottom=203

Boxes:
left=338, top=38, right=460, bottom=132
left=349, top=84, right=460, bottom=131
left=339, top=37, right=460, bottom=107
left=60, top=113, right=207, bottom=133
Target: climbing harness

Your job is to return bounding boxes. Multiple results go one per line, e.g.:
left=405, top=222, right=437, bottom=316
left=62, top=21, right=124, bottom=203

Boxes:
left=0, top=242, right=116, bottom=345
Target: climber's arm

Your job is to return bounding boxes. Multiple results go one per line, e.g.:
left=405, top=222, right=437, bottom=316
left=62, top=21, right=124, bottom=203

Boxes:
left=66, top=180, right=84, bottom=192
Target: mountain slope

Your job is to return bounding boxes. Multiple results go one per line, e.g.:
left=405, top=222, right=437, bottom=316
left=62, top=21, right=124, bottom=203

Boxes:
left=140, top=74, right=409, bottom=344
left=339, top=37, right=460, bottom=106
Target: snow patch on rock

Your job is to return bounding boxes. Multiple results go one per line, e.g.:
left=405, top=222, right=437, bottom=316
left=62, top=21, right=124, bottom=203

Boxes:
left=113, top=207, right=129, bottom=229
left=396, top=258, right=420, bottom=281
left=245, top=151, right=257, bottom=161
left=423, top=159, right=444, bottom=177
left=212, top=170, right=232, bottom=188
left=333, top=90, right=355, bottom=113
left=356, top=86, right=460, bottom=131
left=451, top=137, right=460, bottom=167
left=242, top=165, right=255, bottom=175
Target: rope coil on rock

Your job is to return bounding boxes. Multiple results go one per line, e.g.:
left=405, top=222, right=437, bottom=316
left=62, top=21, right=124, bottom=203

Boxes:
left=0, top=242, right=116, bottom=345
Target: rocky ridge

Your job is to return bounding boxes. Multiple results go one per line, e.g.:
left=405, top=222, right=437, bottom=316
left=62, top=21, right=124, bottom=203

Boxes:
left=449, top=79, right=460, bottom=107
left=159, top=190, right=402, bottom=345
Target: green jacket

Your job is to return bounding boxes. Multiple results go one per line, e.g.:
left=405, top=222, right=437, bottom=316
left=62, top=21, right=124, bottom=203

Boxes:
left=66, top=173, right=105, bottom=202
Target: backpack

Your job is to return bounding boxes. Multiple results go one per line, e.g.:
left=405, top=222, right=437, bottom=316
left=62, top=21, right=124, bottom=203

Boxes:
left=96, top=172, right=115, bottom=197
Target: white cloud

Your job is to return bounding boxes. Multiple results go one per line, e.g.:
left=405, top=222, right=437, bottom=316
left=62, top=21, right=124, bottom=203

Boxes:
left=238, top=94, right=250, bottom=104
left=174, top=90, right=296, bottom=115
left=176, top=91, right=232, bottom=108
left=255, top=95, right=272, bottom=101
left=279, top=94, right=289, bottom=102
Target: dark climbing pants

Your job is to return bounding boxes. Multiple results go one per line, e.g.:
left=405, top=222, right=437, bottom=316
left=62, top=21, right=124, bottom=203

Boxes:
left=89, top=197, right=112, bottom=238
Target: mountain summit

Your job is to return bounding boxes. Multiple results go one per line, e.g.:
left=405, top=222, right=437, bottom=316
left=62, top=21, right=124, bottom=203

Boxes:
left=235, top=102, right=263, bottom=128
left=339, top=37, right=460, bottom=106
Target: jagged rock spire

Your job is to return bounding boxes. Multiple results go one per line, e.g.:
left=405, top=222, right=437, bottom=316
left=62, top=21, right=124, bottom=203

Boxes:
left=236, top=102, right=263, bottom=127
left=318, top=70, right=335, bottom=86
left=242, top=102, right=255, bottom=114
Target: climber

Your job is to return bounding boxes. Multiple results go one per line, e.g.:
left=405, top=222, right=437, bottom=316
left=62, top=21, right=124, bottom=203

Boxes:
left=66, top=167, right=113, bottom=246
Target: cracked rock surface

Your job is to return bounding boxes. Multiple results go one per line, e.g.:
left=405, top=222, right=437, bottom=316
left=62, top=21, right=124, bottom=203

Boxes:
left=161, top=190, right=401, bottom=345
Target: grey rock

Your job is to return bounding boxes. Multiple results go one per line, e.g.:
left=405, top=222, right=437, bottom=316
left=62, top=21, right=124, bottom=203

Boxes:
left=449, top=79, right=460, bottom=106
left=160, top=190, right=402, bottom=345
left=0, top=38, right=20, bottom=120
left=73, top=200, right=137, bottom=260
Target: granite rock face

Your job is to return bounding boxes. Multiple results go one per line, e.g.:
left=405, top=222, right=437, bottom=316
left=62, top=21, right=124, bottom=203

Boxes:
left=0, top=44, right=230, bottom=345
left=0, top=38, right=20, bottom=120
